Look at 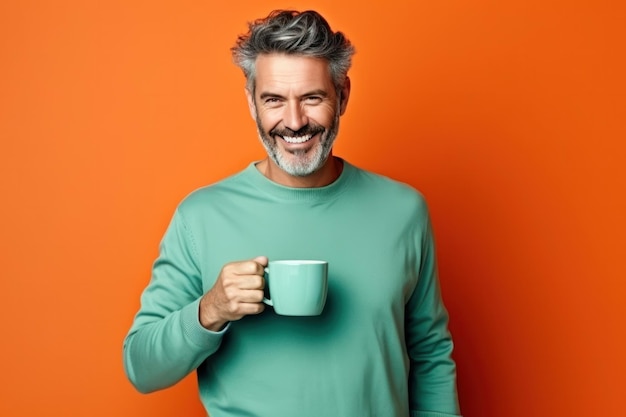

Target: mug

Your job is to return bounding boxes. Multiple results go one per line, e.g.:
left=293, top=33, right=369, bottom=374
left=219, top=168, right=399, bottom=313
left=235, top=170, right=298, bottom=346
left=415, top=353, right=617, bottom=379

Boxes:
left=263, top=260, right=328, bottom=316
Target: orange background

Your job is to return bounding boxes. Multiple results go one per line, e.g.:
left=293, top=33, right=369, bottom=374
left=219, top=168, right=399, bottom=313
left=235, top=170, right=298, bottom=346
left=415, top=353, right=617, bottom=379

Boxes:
left=1, top=1, right=624, bottom=416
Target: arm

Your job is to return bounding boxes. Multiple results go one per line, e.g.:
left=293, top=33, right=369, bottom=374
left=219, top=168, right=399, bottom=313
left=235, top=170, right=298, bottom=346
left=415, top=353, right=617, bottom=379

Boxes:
left=123, top=209, right=225, bottom=393
left=123, top=208, right=267, bottom=393
left=406, top=217, right=462, bottom=417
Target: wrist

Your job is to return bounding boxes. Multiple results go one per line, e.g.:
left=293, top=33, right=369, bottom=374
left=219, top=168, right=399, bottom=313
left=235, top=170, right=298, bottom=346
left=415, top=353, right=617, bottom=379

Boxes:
left=199, top=295, right=228, bottom=331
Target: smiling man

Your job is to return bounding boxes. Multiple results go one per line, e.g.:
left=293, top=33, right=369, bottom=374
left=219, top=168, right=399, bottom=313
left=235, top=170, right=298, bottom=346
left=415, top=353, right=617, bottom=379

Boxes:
left=124, top=10, right=462, bottom=417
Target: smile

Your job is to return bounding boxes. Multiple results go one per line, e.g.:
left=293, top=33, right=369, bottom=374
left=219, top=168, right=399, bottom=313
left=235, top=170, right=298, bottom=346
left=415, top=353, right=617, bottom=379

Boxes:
left=281, top=134, right=314, bottom=144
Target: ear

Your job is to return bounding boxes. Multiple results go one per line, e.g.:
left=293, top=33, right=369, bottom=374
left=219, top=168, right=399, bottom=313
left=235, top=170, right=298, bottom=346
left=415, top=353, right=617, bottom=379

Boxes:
left=339, top=76, right=351, bottom=116
left=245, top=87, right=257, bottom=120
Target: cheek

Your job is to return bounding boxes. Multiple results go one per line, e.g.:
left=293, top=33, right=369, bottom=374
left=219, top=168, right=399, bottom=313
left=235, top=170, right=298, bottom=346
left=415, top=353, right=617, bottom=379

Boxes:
left=306, top=103, right=337, bottom=126
left=256, top=110, right=281, bottom=131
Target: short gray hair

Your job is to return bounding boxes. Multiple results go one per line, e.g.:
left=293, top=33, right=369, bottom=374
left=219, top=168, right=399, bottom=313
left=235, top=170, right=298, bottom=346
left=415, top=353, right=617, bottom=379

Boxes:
left=231, top=10, right=355, bottom=93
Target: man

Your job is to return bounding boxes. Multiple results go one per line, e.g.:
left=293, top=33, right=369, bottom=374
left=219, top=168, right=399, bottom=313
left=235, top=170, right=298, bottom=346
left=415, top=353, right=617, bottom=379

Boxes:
left=124, top=9, right=461, bottom=417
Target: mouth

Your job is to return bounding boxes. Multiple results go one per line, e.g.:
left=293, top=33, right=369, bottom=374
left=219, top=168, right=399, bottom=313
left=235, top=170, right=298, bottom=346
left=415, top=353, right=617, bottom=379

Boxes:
left=280, top=134, right=314, bottom=145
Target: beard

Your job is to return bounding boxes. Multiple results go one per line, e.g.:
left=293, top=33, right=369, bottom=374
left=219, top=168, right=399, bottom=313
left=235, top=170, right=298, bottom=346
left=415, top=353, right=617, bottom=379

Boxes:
left=255, top=107, right=341, bottom=177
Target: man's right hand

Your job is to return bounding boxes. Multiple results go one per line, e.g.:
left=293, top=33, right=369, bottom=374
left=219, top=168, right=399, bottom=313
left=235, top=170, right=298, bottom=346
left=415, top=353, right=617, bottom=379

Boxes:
left=198, top=256, right=268, bottom=331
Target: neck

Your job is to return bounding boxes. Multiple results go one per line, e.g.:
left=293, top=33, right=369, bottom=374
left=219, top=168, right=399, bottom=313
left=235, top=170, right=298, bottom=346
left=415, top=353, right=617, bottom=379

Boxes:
left=256, top=155, right=343, bottom=188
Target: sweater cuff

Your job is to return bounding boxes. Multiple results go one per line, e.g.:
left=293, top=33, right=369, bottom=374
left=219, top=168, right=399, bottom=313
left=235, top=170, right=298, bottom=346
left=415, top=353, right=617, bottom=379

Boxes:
left=411, top=411, right=462, bottom=417
left=180, top=298, right=230, bottom=352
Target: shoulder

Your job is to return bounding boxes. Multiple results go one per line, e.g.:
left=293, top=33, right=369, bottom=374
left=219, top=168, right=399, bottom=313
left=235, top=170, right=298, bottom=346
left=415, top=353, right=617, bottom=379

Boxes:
left=348, top=162, right=429, bottom=212
left=176, top=165, right=254, bottom=214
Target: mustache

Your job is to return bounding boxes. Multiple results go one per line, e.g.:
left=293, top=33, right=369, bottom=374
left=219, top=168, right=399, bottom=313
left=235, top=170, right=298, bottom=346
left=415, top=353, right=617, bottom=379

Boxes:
left=269, top=124, right=325, bottom=138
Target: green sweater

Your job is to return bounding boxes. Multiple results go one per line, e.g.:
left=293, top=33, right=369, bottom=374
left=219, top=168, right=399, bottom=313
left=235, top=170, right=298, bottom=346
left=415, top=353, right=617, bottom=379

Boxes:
left=123, top=160, right=461, bottom=417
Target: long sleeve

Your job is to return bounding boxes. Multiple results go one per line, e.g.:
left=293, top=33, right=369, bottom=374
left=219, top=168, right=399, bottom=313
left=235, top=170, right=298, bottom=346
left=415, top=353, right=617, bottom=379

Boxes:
left=123, top=208, right=226, bottom=393
left=406, top=216, right=461, bottom=417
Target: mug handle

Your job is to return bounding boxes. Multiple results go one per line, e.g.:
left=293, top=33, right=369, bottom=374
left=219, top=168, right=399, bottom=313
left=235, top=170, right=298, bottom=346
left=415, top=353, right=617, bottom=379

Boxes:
left=262, top=267, right=273, bottom=306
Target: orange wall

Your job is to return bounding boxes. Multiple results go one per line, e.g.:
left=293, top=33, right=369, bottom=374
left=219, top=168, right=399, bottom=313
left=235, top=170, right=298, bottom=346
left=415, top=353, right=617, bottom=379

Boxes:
left=1, top=1, right=624, bottom=416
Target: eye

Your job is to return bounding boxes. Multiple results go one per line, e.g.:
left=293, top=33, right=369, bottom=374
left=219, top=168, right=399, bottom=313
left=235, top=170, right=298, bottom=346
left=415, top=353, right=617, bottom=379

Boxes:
left=263, top=97, right=283, bottom=108
left=304, top=96, right=323, bottom=104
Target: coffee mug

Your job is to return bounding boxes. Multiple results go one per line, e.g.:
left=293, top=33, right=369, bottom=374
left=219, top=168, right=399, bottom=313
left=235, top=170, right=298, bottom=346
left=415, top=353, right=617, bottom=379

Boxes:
left=263, top=260, right=328, bottom=316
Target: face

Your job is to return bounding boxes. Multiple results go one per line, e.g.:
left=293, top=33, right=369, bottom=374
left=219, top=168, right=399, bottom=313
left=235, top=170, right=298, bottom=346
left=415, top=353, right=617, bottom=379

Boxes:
left=246, top=54, right=350, bottom=178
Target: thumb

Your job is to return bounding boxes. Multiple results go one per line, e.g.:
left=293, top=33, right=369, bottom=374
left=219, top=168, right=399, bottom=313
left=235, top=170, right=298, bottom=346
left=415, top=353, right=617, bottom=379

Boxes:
left=252, top=255, right=268, bottom=267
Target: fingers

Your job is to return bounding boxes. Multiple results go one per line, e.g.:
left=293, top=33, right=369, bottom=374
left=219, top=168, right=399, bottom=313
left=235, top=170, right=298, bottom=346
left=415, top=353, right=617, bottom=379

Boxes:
left=198, top=256, right=269, bottom=330
left=222, top=258, right=266, bottom=290
left=252, top=255, right=268, bottom=267
left=225, top=257, right=266, bottom=277
left=222, top=286, right=265, bottom=303
left=231, top=296, right=266, bottom=316
left=236, top=275, right=265, bottom=290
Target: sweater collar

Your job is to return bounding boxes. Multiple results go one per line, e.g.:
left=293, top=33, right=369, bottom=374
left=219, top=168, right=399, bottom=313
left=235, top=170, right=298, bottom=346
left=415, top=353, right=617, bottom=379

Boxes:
left=244, top=158, right=355, bottom=202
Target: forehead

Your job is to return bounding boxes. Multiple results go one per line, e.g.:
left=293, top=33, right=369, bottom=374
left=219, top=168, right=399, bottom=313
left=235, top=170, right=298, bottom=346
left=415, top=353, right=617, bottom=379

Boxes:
left=254, top=54, right=334, bottom=95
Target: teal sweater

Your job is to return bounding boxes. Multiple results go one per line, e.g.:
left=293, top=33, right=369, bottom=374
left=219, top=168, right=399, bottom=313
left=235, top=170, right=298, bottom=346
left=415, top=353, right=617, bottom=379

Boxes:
left=123, top=160, right=461, bottom=417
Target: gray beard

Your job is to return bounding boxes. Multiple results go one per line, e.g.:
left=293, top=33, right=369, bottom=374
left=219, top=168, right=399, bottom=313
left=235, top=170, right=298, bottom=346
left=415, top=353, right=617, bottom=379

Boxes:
left=255, top=109, right=341, bottom=177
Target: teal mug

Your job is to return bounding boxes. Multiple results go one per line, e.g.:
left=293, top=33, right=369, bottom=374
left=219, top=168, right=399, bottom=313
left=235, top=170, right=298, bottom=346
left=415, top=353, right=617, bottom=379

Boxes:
left=263, top=260, right=328, bottom=316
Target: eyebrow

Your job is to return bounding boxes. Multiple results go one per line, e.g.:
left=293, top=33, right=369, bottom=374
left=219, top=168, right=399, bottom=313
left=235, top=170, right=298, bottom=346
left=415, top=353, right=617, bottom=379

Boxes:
left=258, top=89, right=329, bottom=100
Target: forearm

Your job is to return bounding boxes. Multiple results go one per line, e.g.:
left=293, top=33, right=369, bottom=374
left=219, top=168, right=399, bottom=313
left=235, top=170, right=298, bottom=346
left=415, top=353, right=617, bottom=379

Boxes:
left=407, top=216, right=461, bottom=416
left=408, top=330, right=460, bottom=416
left=406, top=286, right=461, bottom=416
left=123, top=298, right=227, bottom=393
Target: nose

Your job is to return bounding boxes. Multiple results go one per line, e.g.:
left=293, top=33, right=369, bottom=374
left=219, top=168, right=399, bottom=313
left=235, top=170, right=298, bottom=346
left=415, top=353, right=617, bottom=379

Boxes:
left=283, top=100, right=308, bottom=132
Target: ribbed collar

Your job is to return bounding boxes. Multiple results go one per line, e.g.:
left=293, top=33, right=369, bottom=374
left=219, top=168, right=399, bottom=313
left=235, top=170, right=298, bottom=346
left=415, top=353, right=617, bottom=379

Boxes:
left=243, top=158, right=355, bottom=203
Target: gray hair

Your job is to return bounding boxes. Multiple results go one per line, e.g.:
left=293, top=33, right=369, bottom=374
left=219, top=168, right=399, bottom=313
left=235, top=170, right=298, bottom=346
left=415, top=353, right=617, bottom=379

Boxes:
left=231, top=10, right=355, bottom=93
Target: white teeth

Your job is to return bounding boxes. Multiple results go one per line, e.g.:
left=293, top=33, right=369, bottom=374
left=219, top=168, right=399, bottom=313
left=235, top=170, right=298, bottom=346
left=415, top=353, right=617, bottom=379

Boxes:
left=282, top=134, right=313, bottom=144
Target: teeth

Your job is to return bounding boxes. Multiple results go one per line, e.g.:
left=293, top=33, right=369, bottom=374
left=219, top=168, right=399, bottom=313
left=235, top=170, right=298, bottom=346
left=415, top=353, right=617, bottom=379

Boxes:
left=282, top=134, right=312, bottom=144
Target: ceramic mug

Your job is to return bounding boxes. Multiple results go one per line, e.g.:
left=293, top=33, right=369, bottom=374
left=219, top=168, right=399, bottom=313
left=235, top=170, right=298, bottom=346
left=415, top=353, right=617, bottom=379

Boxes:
left=263, top=260, right=328, bottom=316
